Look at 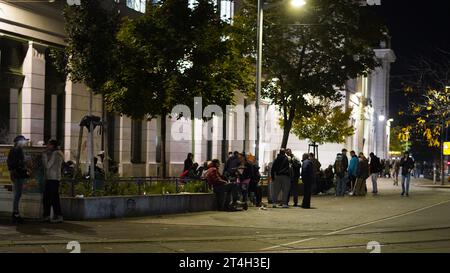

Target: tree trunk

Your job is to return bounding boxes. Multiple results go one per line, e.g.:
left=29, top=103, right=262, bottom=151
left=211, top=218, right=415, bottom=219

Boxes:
left=281, top=118, right=293, bottom=149
left=161, top=114, right=167, bottom=178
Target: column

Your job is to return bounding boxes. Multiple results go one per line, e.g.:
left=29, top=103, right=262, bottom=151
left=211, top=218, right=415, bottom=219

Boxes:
left=21, top=41, right=46, bottom=145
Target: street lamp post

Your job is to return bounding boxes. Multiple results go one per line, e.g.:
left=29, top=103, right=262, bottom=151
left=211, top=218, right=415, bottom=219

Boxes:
left=255, top=0, right=306, bottom=164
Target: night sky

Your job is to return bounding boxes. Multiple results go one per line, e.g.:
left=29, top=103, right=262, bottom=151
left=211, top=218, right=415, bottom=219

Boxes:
left=375, top=0, right=450, bottom=121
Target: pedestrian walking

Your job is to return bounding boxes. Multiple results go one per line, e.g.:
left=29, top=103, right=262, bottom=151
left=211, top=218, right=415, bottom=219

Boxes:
left=393, top=159, right=400, bottom=186
left=301, top=153, right=314, bottom=209
left=7, top=135, right=30, bottom=224
left=286, top=149, right=301, bottom=206
left=42, top=139, right=65, bottom=223
left=369, top=153, right=382, bottom=194
left=400, top=151, right=415, bottom=197
left=334, top=149, right=349, bottom=197
left=348, top=151, right=359, bottom=191
left=270, top=149, right=291, bottom=208
left=353, top=153, right=369, bottom=196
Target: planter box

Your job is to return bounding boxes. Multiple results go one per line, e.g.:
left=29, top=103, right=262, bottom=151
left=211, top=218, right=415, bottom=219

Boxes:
left=0, top=191, right=43, bottom=219
left=61, top=193, right=216, bottom=220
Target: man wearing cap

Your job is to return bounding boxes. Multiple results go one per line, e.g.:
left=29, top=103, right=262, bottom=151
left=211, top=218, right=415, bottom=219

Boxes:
left=7, top=135, right=30, bottom=223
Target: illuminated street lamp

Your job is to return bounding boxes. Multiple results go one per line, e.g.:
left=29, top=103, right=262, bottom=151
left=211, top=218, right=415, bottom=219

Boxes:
left=255, top=0, right=305, bottom=163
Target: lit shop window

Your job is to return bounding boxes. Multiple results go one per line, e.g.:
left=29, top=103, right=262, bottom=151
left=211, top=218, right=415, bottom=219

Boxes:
left=126, top=0, right=146, bottom=13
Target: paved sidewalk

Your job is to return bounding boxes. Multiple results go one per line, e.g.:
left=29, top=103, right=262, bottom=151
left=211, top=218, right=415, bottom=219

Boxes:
left=410, top=177, right=450, bottom=188
left=1, top=178, right=450, bottom=253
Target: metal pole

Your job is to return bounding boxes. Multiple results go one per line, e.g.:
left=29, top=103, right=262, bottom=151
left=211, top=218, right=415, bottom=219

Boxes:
left=89, top=91, right=96, bottom=195
left=441, top=120, right=445, bottom=185
left=255, top=0, right=263, bottom=164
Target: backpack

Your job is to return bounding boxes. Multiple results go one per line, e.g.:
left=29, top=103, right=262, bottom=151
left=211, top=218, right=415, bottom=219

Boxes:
left=334, top=154, right=345, bottom=176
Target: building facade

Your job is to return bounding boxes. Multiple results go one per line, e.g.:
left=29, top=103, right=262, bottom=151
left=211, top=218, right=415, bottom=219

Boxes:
left=0, top=0, right=395, bottom=178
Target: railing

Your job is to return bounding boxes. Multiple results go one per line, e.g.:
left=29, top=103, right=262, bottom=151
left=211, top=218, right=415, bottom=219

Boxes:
left=60, top=176, right=210, bottom=197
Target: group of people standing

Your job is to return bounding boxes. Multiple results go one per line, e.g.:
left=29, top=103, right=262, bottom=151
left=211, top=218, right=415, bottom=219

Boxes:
left=7, top=135, right=64, bottom=224
left=269, top=149, right=315, bottom=209
left=336, top=150, right=415, bottom=197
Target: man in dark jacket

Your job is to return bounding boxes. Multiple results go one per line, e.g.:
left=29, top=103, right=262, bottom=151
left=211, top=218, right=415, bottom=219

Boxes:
left=399, top=151, right=415, bottom=197
left=7, top=135, right=29, bottom=223
left=223, top=151, right=240, bottom=180
left=286, top=149, right=301, bottom=206
left=301, top=153, right=314, bottom=209
left=334, top=149, right=349, bottom=196
left=270, top=149, right=291, bottom=208
left=369, top=153, right=382, bottom=194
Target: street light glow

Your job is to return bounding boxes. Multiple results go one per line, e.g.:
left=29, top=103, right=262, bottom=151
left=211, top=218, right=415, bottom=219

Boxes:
left=291, top=0, right=306, bottom=8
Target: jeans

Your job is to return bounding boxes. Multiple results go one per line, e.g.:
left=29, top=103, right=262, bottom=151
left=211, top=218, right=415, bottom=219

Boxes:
left=213, top=183, right=238, bottom=210
left=336, top=174, right=347, bottom=196
left=240, top=183, right=249, bottom=203
left=371, top=173, right=379, bottom=193
left=43, top=180, right=62, bottom=217
left=401, top=173, right=411, bottom=194
left=288, top=178, right=300, bottom=205
left=349, top=175, right=357, bottom=191
left=12, top=178, right=26, bottom=214
left=272, top=175, right=291, bottom=205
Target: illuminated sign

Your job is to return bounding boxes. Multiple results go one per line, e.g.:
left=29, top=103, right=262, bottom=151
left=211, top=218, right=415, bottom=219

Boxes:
left=444, top=142, right=450, bottom=156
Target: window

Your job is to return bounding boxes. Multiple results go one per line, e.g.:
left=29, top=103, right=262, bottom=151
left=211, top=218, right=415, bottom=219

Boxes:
left=131, top=119, right=143, bottom=163
left=219, top=0, right=234, bottom=23
left=126, top=0, right=146, bottom=13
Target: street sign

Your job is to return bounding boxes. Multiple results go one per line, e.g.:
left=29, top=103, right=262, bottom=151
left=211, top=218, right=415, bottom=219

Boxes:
left=444, top=142, right=450, bottom=155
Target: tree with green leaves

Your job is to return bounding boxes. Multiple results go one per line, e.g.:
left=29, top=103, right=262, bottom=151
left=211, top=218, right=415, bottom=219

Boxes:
left=52, top=0, right=120, bottom=182
left=288, top=100, right=354, bottom=151
left=103, top=0, right=253, bottom=176
left=234, top=0, right=386, bottom=148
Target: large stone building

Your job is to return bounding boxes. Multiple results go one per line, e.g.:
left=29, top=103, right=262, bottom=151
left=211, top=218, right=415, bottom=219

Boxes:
left=0, top=0, right=394, bottom=178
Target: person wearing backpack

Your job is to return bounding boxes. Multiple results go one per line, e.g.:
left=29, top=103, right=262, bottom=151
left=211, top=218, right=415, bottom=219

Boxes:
left=369, top=153, right=382, bottom=194
left=7, top=135, right=30, bottom=224
left=334, top=149, right=349, bottom=197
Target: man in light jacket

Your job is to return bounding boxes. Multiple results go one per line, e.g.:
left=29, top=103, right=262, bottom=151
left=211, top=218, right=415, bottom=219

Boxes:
left=42, top=139, right=65, bottom=223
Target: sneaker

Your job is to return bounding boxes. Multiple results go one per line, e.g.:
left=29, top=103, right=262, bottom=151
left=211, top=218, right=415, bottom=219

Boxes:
left=293, top=204, right=299, bottom=207
left=50, top=216, right=64, bottom=223
left=243, top=203, right=248, bottom=211
left=272, top=205, right=278, bottom=208
left=281, top=204, right=289, bottom=209
left=259, top=206, right=267, bottom=210
left=12, top=214, right=24, bottom=224
left=401, top=192, right=405, bottom=196
left=41, top=216, right=51, bottom=223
